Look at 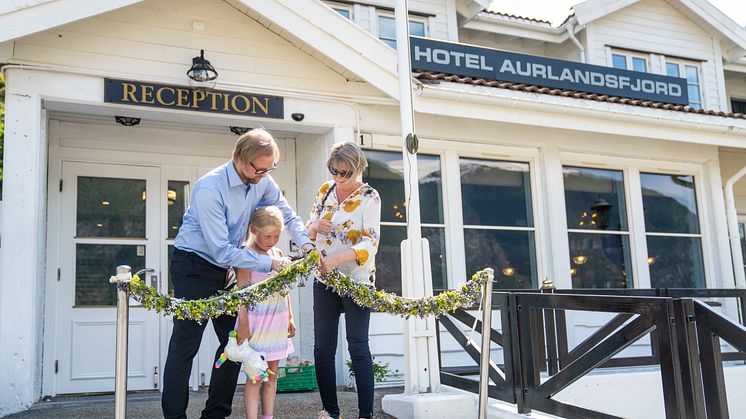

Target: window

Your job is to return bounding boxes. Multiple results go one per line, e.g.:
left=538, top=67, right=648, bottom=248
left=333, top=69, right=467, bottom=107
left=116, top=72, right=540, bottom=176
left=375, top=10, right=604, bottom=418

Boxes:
left=641, top=173, right=705, bottom=288
left=327, top=2, right=352, bottom=19
left=460, top=159, right=536, bottom=289
left=610, top=52, right=648, bottom=72
left=731, top=99, right=746, bottom=114
left=666, top=61, right=702, bottom=109
left=377, top=15, right=426, bottom=49
left=563, top=167, right=633, bottom=288
left=363, top=151, right=446, bottom=295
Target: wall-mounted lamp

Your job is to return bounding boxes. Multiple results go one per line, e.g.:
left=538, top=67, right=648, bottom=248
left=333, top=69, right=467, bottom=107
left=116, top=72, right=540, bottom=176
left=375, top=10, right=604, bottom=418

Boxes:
left=167, top=189, right=177, bottom=205
left=115, top=116, right=141, bottom=126
left=291, top=112, right=305, bottom=122
left=230, top=126, right=251, bottom=135
left=502, top=267, right=515, bottom=277
left=572, top=255, right=588, bottom=265
left=590, top=197, right=613, bottom=230
left=647, top=256, right=656, bottom=266
left=187, top=49, right=218, bottom=90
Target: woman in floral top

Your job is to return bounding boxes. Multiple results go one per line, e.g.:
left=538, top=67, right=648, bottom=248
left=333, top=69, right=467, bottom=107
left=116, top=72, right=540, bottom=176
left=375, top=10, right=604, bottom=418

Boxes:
left=307, top=142, right=381, bottom=419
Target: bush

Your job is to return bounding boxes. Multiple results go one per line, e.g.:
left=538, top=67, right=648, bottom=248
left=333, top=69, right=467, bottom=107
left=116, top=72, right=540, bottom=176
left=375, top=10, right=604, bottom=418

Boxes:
left=345, top=357, right=400, bottom=383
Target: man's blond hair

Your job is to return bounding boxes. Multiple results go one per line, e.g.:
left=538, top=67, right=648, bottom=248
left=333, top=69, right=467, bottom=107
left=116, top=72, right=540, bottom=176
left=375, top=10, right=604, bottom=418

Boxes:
left=233, top=128, right=280, bottom=164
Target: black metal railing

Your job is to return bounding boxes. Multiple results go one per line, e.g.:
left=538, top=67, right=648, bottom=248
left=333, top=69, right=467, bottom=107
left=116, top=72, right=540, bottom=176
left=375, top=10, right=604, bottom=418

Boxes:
left=435, top=287, right=746, bottom=418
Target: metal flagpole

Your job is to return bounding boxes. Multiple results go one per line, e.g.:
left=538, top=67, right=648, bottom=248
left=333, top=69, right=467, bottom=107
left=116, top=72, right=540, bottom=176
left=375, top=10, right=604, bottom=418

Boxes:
left=394, top=0, right=441, bottom=395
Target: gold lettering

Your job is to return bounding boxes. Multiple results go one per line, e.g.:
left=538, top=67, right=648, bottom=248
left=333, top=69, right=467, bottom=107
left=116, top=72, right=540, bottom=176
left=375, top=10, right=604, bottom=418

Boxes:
left=251, top=96, right=269, bottom=115
left=222, top=93, right=231, bottom=111
left=206, top=92, right=222, bottom=110
left=140, top=85, right=155, bottom=104
left=121, top=83, right=138, bottom=102
left=192, top=90, right=206, bottom=109
left=231, top=95, right=250, bottom=113
left=176, top=89, right=190, bottom=107
left=156, top=87, right=175, bottom=106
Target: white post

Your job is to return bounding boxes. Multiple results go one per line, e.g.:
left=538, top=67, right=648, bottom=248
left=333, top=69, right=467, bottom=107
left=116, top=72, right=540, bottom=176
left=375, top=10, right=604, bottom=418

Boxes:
left=724, top=165, right=746, bottom=289
left=394, top=0, right=440, bottom=395
left=110, top=265, right=133, bottom=419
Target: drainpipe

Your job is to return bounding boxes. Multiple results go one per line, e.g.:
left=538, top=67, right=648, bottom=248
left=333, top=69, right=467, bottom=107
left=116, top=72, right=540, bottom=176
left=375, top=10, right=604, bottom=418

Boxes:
left=724, top=165, right=746, bottom=288
left=566, top=22, right=586, bottom=63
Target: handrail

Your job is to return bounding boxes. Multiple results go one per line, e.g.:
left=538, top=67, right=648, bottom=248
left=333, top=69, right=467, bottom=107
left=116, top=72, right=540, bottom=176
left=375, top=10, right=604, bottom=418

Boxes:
left=436, top=289, right=746, bottom=418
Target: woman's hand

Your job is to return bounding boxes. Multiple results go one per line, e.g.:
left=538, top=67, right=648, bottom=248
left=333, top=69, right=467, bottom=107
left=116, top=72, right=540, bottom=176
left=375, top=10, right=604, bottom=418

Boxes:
left=287, top=318, right=296, bottom=338
left=314, top=219, right=333, bottom=236
left=318, top=253, right=339, bottom=274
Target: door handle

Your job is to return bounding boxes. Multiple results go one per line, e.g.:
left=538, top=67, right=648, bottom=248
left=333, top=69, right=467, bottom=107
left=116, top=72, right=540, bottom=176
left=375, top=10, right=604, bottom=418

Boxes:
left=150, top=274, right=159, bottom=290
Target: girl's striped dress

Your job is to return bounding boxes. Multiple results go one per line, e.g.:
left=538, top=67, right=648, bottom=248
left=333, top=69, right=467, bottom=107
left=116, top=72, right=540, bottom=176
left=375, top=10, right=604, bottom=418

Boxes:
left=246, top=249, right=294, bottom=361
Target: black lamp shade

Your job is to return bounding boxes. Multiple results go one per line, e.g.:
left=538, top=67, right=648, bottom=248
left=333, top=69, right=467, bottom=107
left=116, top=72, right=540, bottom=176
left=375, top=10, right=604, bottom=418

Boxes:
left=187, top=49, right=218, bottom=82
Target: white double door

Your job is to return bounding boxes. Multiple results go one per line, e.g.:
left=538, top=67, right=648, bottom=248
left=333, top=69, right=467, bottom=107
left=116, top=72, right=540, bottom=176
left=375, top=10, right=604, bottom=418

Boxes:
left=53, top=141, right=297, bottom=394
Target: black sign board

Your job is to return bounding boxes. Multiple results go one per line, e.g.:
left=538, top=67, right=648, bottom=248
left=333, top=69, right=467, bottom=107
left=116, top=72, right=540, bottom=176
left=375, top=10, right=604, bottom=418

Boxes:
left=410, top=37, right=689, bottom=105
left=104, top=79, right=284, bottom=118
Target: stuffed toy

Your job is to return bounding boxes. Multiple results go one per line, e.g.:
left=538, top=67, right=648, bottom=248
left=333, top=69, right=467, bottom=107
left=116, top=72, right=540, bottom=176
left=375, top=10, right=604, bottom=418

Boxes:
left=215, top=331, right=273, bottom=383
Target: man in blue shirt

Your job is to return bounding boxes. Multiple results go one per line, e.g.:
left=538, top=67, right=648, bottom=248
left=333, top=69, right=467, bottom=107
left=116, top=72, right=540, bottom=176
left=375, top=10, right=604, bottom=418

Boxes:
left=162, top=128, right=314, bottom=419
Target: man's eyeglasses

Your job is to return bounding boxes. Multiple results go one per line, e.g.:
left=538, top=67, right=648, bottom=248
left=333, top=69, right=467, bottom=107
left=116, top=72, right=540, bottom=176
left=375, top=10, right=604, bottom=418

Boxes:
left=328, top=166, right=353, bottom=178
left=250, top=161, right=277, bottom=175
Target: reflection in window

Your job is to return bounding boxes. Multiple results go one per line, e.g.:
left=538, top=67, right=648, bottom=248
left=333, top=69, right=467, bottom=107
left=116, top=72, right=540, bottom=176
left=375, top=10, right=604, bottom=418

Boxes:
left=461, top=158, right=535, bottom=288
left=641, top=173, right=704, bottom=288
left=76, top=244, right=144, bottom=306
left=167, top=181, right=189, bottom=239
left=666, top=61, right=702, bottom=109
left=77, top=176, right=146, bottom=238
left=363, top=151, right=447, bottom=294
left=564, top=167, right=632, bottom=288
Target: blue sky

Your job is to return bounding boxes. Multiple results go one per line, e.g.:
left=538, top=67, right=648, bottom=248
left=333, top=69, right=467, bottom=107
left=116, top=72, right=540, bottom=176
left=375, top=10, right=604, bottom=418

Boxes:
left=488, top=0, right=745, bottom=26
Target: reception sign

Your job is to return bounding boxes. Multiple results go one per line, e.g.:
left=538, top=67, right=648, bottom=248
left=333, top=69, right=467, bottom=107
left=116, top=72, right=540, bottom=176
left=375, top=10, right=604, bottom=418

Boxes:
left=104, top=79, right=284, bottom=118
left=410, top=36, right=689, bottom=105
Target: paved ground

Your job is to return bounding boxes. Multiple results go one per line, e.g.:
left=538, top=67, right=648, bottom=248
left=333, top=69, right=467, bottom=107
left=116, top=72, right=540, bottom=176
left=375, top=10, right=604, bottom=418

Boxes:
left=6, top=386, right=400, bottom=419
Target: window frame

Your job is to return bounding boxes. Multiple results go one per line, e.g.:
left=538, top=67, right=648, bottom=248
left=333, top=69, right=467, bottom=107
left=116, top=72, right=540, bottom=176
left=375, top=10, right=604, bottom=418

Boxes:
left=606, top=46, right=705, bottom=109
left=664, top=58, right=703, bottom=109
left=562, top=164, right=635, bottom=288
left=608, top=49, right=652, bottom=73
left=560, top=151, right=712, bottom=289
left=375, top=11, right=428, bottom=49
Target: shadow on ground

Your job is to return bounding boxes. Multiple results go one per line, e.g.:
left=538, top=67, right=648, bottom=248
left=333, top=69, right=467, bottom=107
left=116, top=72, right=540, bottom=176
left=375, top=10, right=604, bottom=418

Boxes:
left=7, top=386, right=401, bottom=418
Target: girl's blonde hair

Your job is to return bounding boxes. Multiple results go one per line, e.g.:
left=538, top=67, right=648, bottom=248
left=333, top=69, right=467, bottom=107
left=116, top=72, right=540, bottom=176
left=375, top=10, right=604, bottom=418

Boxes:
left=249, top=206, right=284, bottom=232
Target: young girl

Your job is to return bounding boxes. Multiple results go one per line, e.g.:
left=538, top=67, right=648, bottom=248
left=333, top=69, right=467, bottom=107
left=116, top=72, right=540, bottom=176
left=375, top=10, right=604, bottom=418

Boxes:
left=235, top=206, right=296, bottom=419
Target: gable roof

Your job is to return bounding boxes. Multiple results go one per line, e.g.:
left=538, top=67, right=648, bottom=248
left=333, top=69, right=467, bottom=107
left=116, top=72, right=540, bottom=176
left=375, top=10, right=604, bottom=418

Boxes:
left=0, top=0, right=401, bottom=98
left=573, top=0, right=746, bottom=58
left=476, top=0, right=746, bottom=58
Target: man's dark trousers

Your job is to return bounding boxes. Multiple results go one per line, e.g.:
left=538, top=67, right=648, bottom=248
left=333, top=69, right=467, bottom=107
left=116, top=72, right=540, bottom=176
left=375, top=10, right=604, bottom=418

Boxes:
left=162, top=249, right=240, bottom=419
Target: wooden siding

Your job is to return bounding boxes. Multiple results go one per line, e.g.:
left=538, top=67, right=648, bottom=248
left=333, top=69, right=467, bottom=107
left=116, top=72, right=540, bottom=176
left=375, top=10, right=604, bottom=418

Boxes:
left=10, top=0, right=384, bottom=97
left=587, top=0, right=723, bottom=110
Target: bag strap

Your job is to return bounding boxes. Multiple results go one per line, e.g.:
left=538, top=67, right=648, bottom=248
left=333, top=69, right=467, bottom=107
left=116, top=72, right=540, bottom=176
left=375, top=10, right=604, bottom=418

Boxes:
left=318, top=183, right=336, bottom=217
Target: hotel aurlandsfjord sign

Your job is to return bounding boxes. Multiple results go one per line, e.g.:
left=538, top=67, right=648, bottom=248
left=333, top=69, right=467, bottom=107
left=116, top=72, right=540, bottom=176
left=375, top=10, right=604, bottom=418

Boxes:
left=104, top=79, right=284, bottom=118
left=410, top=37, right=689, bottom=105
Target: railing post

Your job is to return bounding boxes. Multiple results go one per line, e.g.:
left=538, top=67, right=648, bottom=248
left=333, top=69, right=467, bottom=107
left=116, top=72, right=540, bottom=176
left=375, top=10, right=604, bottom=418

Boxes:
left=541, top=278, right=559, bottom=375
left=478, top=268, right=495, bottom=419
left=109, top=265, right=132, bottom=419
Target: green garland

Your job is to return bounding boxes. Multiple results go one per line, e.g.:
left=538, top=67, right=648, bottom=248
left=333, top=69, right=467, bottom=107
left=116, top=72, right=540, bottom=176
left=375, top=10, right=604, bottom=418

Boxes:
left=120, top=251, right=492, bottom=322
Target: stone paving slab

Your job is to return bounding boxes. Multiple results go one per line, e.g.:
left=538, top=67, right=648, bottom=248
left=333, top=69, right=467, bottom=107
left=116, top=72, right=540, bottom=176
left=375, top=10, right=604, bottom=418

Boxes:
left=6, top=386, right=400, bottom=419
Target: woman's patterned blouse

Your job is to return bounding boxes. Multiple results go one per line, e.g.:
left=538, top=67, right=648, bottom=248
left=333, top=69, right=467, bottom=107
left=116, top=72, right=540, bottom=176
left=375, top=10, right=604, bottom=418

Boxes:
left=309, top=180, right=381, bottom=285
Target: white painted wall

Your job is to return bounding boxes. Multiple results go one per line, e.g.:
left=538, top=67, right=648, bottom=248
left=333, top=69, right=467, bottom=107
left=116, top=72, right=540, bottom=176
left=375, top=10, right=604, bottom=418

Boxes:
left=9, top=0, right=386, bottom=99
left=586, top=0, right=723, bottom=110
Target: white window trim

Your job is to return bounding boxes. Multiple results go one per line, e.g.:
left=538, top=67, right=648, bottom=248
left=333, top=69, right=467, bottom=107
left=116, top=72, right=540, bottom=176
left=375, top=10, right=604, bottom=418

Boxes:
left=606, top=46, right=705, bottom=108
left=665, top=58, right=703, bottom=108
left=374, top=11, right=428, bottom=45
left=561, top=152, right=712, bottom=289
left=608, top=48, right=652, bottom=72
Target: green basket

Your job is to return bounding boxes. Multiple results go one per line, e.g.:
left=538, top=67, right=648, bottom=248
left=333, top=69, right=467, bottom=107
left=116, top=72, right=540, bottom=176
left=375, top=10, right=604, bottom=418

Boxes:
left=276, top=365, right=318, bottom=393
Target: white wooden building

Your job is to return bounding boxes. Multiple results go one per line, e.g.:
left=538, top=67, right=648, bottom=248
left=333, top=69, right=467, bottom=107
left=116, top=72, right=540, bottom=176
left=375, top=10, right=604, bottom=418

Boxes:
left=1, top=0, right=746, bottom=417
